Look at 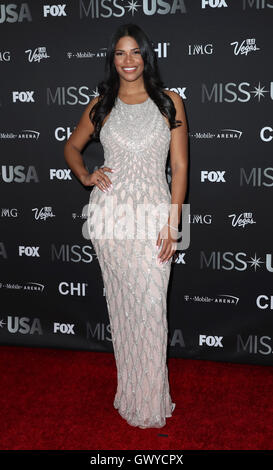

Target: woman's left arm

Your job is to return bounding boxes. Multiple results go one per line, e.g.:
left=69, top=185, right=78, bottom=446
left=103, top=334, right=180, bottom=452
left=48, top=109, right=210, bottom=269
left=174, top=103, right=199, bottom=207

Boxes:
left=156, top=91, right=188, bottom=263
left=168, top=90, right=188, bottom=229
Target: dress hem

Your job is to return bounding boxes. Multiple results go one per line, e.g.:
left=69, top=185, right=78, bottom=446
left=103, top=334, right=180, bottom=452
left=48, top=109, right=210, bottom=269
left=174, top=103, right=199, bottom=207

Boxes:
left=114, top=400, right=176, bottom=429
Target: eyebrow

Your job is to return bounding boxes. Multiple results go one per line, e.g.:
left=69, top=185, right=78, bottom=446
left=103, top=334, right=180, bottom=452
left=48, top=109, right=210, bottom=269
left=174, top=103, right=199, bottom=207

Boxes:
left=114, top=47, right=140, bottom=51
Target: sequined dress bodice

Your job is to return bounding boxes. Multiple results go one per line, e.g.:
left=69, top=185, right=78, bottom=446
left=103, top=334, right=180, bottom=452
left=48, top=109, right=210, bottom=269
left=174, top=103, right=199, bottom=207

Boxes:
left=93, top=95, right=171, bottom=206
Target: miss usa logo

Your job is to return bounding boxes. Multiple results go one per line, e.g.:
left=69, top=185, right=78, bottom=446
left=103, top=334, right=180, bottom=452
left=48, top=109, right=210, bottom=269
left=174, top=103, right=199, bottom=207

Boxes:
left=79, top=0, right=187, bottom=19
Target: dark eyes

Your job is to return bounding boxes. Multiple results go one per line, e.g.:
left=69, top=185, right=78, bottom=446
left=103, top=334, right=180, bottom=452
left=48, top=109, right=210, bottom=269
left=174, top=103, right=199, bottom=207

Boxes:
left=115, top=51, right=140, bottom=55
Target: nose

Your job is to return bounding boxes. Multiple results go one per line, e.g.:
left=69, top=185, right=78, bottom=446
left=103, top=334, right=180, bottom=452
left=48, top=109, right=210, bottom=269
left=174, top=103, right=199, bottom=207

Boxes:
left=123, top=53, right=134, bottom=65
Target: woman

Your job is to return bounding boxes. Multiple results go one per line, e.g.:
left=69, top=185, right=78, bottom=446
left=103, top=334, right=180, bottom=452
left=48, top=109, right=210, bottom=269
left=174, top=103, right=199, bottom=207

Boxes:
left=64, top=23, right=188, bottom=429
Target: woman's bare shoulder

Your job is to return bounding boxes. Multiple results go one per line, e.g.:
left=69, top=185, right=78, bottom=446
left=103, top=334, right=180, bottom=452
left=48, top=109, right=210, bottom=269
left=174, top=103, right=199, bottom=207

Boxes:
left=163, top=89, right=182, bottom=105
left=87, top=94, right=101, bottom=112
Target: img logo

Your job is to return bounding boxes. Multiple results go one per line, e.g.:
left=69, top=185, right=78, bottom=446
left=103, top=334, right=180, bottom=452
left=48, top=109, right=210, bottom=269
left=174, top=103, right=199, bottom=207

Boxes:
left=188, top=43, right=213, bottom=55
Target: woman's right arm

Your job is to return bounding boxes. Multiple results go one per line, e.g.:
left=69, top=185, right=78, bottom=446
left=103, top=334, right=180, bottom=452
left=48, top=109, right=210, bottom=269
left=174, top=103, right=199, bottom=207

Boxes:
left=64, top=96, right=114, bottom=191
left=63, top=96, right=99, bottom=186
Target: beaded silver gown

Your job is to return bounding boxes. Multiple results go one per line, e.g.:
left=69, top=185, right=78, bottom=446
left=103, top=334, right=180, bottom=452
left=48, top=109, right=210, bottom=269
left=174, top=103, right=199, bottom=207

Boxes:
left=87, top=95, right=176, bottom=428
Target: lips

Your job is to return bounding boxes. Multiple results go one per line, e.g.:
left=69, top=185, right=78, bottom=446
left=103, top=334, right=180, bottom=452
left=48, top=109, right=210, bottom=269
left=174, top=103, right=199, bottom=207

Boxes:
left=122, top=67, right=137, bottom=73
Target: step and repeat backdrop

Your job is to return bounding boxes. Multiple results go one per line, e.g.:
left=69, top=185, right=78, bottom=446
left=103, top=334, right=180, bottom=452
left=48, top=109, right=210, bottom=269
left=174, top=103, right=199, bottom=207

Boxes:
left=1, top=1, right=272, bottom=365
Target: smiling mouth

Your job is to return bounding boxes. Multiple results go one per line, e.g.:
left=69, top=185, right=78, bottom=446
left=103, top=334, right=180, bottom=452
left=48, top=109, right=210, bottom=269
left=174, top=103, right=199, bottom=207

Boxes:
left=122, top=67, right=137, bottom=73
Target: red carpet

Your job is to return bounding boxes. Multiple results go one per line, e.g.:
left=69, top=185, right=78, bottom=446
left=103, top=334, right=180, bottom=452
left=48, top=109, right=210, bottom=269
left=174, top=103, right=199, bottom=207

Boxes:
left=0, top=345, right=272, bottom=450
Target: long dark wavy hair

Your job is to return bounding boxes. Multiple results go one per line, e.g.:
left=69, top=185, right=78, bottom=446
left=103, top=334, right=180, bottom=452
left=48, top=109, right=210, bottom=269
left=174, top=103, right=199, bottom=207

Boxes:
left=89, top=23, right=182, bottom=141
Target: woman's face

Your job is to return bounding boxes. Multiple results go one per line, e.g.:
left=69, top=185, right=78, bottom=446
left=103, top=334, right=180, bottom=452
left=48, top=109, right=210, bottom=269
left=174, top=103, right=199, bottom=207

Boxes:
left=113, top=35, right=144, bottom=83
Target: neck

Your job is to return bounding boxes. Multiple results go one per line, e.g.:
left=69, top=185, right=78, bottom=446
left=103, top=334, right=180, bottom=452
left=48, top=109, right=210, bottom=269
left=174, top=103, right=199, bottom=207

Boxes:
left=118, top=76, right=146, bottom=96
